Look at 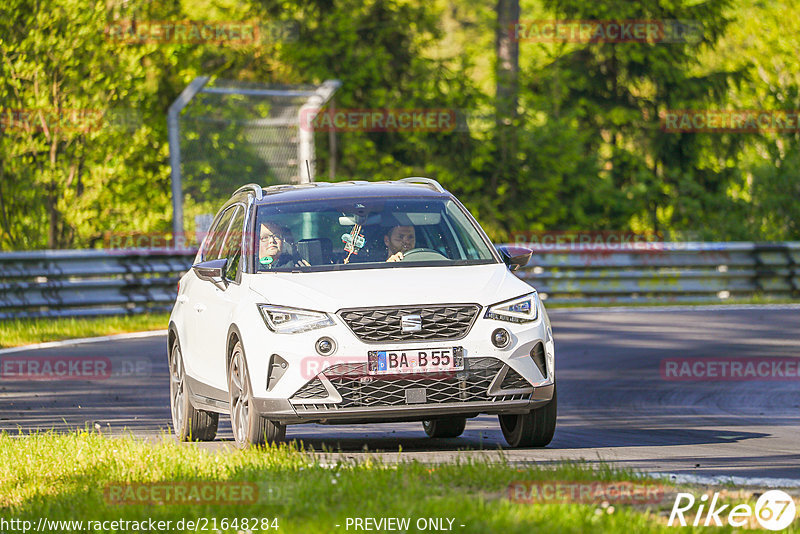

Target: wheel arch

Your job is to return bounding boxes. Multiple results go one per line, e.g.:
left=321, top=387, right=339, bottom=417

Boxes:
left=226, top=324, right=244, bottom=374
left=168, top=321, right=179, bottom=351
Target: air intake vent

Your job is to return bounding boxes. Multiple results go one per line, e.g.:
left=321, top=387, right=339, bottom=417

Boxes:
left=500, top=367, right=531, bottom=389
left=267, top=354, right=288, bottom=392
left=292, top=378, right=327, bottom=399
left=530, top=342, right=547, bottom=378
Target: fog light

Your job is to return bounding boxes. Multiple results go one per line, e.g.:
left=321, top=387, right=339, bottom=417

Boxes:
left=491, top=328, right=510, bottom=348
left=315, top=336, right=336, bottom=356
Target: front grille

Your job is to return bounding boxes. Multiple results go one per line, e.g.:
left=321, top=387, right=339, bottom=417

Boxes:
left=290, top=357, right=531, bottom=409
left=338, top=304, right=480, bottom=343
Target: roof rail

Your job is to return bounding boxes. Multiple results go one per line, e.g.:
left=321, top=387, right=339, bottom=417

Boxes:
left=233, top=183, right=263, bottom=200
left=398, top=177, right=446, bottom=193
left=263, top=183, right=298, bottom=193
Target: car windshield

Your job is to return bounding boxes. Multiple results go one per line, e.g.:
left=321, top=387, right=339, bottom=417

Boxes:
left=253, top=196, right=497, bottom=272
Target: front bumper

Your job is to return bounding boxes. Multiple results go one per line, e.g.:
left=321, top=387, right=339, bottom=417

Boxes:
left=252, top=383, right=554, bottom=424
left=243, top=298, right=556, bottom=424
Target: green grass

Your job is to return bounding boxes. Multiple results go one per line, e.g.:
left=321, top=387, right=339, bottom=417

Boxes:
left=0, top=314, right=169, bottom=348
left=2, top=431, right=792, bottom=533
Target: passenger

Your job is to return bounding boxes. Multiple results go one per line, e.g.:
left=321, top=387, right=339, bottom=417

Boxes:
left=384, top=225, right=416, bottom=262
left=258, top=222, right=309, bottom=269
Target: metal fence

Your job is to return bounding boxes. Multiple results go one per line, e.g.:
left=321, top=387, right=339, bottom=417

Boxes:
left=0, top=243, right=798, bottom=319
left=168, top=78, right=340, bottom=238
left=520, top=242, right=800, bottom=304
left=0, top=249, right=195, bottom=319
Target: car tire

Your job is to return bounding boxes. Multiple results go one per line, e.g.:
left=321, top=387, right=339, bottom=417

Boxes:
left=498, top=385, right=557, bottom=448
left=228, top=341, right=285, bottom=448
left=169, top=340, right=218, bottom=442
left=422, top=417, right=467, bottom=438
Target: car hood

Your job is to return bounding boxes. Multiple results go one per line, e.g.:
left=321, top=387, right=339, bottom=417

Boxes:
left=246, top=264, right=534, bottom=311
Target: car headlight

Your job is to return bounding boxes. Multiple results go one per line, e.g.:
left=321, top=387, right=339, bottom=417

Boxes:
left=484, top=292, right=539, bottom=323
left=257, top=304, right=335, bottom=334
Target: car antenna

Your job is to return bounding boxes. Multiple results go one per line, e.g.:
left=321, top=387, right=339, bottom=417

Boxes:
left=305, top=160, right=311, bottom=182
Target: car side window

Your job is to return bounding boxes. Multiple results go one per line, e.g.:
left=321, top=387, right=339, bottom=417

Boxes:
left=221, top=206, right=245, bottom=281
left=201, top=207, right=237, bottom=261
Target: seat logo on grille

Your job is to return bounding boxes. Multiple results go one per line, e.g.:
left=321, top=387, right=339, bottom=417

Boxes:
left=401, top=314, right=422, bottom=332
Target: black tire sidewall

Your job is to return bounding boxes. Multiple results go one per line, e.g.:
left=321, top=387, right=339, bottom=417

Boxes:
left=499, top=384, right=557, bottom=448
left=422, top=417, right=467, bottom=438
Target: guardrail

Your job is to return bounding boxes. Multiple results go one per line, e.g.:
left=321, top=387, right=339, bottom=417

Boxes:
left=0, top=243, right=798, bottom=318
left=521, top=241, right=800, bottom=304
left=0, top=249, right=196, bottom=319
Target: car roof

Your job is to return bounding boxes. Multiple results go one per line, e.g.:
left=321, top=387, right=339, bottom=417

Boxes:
left=250, top=180, right=451, bottom=205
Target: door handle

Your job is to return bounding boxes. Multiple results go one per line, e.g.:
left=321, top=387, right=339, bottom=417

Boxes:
left=194, top=304, right=206, bottom=313
left=177, top=295, right=188, bottom=304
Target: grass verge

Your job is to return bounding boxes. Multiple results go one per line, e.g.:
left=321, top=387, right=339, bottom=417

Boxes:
left=3, top=431, right=794, bottom=533
left=0, top=314, right=169, bottom=348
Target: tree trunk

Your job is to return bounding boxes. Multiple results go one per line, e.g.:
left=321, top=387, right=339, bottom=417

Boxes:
left=494, top=0, right=520, bottom=191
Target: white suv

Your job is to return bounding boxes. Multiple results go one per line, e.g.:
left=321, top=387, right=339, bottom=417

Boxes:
left=168, top=178, right=556, bottom=448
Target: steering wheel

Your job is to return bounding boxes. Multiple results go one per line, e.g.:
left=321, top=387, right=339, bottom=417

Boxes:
left=400, top=248, right=448, bottom=261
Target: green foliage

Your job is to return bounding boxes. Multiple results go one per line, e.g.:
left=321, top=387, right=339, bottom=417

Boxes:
left=1, top=0, right=799, bottom=250
left=0, top=0, right=172, bottom=249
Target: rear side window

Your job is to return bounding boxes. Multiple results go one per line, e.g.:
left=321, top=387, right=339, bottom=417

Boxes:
left=201, top=206, right=237, bottom=261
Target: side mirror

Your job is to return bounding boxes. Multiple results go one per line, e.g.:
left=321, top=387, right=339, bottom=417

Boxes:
left=496, top=246, right=532, bottom=272
left=192, top=258, right=229, bottom=290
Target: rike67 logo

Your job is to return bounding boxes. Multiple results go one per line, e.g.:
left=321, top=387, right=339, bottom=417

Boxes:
left=669, top=490, right=796, bottom=530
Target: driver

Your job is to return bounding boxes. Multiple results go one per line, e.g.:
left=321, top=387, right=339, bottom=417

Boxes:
left=384, top=225, right=416, bottom=262
left=258, top=222, right=309, bottom=270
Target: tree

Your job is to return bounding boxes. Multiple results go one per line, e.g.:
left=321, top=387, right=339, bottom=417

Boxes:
left=494, top=0, right=520, bottom=194
left=526, top=0, right=747, bottom=238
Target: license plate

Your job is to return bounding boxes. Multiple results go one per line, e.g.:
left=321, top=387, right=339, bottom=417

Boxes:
left=367, top=347, right=464, bottom=375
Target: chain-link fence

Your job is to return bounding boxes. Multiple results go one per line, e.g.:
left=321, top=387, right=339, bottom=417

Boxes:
left=168, top=77, right=340, bottom=237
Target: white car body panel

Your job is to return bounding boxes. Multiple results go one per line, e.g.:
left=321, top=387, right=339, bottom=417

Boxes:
left=168, top=181, right=556, bottom=436
left=171, top=262, right=554, bottom=402
left=246, top=264, right=524, bottom=310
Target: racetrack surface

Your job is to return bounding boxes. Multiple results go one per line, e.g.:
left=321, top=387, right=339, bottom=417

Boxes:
left=2, top=306, right=798, bottom=480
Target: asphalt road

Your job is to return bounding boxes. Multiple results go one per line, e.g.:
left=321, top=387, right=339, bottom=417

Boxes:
left=2, top=306, right=799, bottom=481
